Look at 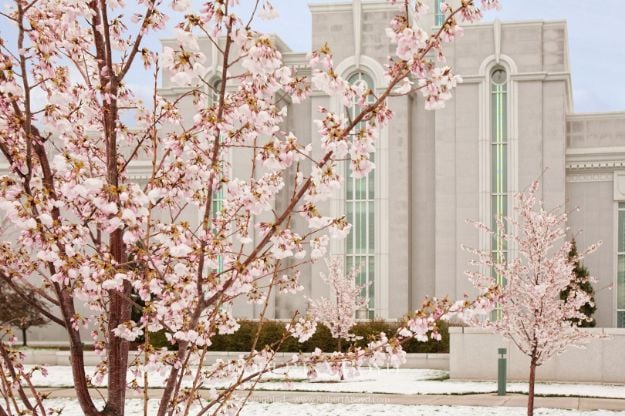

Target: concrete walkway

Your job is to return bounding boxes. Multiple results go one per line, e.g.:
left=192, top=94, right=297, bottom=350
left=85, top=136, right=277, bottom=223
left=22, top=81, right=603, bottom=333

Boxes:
left=36, top=388, right=625, bottom=411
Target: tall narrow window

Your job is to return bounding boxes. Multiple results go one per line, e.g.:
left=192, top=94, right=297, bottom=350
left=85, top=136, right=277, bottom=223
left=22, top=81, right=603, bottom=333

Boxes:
left=617, top=203, right=625, bottom=327
left=491, top=67, right=507, bottom=319
left=209, top=78, right=222, bottom=106
left=212, top=176, right=225, bottom=273
left=345, top=71, right=375, bottom=319
left=434, top=0, right=445, bottom=26
left=210, top=78, right=225, bottom=273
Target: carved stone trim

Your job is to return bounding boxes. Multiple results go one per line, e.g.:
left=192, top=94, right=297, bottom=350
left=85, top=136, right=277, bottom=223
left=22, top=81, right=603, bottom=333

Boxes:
left=566, top=160, right=625, bottom=170
left=566, top=173, right=613, bottom=183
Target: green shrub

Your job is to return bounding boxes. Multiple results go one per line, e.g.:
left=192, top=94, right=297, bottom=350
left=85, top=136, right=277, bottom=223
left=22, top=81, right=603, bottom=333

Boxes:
left=204, top=319, right=449, bottom=353
left=403, top=320, right=449, bottom=353
left=148, top=329, right=171, bottom=350
left=301, top=324, right=337, bottom=352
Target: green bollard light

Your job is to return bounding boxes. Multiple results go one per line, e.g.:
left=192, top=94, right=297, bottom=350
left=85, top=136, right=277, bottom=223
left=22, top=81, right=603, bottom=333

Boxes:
left=497, top=347, right=507, bottom=396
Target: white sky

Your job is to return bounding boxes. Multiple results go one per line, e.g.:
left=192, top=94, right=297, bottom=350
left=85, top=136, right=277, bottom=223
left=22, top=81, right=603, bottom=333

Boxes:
left=249, top=0, right=625, bottom=113
left=0, top=0, right=622, bottom=113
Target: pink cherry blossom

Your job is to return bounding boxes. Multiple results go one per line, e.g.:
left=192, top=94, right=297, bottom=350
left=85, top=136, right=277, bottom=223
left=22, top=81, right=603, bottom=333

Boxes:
left=309, top=257, right=367, bottom=343
left=465, top=181, right=601, bottom=416
left=0, top=0, right=500, bottom=414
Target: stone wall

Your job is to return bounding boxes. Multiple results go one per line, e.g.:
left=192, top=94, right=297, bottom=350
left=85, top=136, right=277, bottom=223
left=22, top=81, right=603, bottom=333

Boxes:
left=567, top=113, right=625, bottom=149
left=450, top=327, right=625, bottom=383
left=19, top=349, right=449, bottom=370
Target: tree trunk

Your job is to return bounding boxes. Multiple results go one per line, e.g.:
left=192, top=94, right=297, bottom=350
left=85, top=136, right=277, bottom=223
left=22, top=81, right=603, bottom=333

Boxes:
left=69, top=338, right=100, bottom=416
left=156, top=342, right=188, bottom=416
left=104, top=279, right=132, bottom=416
left=55, top=288, right=100, bottom=416
left=337, top=339, right=344, bottom=381
left=527, top=355, right=538, bottom=416
left=21, top=327, right=27, bottom=347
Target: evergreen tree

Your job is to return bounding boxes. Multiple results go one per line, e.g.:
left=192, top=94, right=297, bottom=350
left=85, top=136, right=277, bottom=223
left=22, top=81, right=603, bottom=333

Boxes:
left=560, top=239, right=596, bottom=327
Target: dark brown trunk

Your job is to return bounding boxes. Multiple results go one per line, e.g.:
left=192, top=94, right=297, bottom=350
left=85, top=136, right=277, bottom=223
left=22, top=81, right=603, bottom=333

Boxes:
left=104, top=249, right=131, bottom=416
left=103, top=173, right=131, bottom=415
left=56, top=288, right=100, bottom=416
left=156, top=296, right=206, bottom=416
left=21, top=327, right=27, bottom=347
left=527, top=356, right=537, bottom=416
left=94, top=1, right=130, bottom=407
left=157, top=341, right=193, bottom=416
left=69, top=335, right=100, bottom=416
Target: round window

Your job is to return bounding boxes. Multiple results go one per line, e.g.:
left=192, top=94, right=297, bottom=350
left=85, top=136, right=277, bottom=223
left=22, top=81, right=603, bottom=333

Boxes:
left=491, top=68, right=506, bottom=85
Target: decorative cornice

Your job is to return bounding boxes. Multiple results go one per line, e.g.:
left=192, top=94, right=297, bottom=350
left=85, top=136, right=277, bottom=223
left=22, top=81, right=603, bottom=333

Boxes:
left=461, top=71, right=571, bottom=84
left=282, top=52, right=309, bottom=70
left=566, top=146, right=625, bottom=173
left=126, top=160, right=153, bottom=180
left=566, top=173, right=613, bottom=183
left=567, top=111, right=625, bottom=122
left=566, top=160, right=625, bottom=171
left=511, top=72, right=571, bottom=82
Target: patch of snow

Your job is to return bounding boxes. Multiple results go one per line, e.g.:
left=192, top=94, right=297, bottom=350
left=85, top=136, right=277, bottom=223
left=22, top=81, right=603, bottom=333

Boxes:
left=40, top=400, right=625, bottom=416
left=26, top=367, right=625, bottom=399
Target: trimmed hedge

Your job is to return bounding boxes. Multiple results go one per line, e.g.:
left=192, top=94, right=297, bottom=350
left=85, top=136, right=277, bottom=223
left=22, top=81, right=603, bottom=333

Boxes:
left=205, top=320, right=449, bottom=353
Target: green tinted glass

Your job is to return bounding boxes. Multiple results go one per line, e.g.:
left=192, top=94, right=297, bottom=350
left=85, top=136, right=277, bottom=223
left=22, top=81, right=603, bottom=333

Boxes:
left=345, top=71, right=375, bottom=313
left=619, top=204, right=625, bottom=252
left=368, top=256, right=375, bottom=305
left=490, top=67, right=508, bottom=298
left=618, top=255, right=625, bottom=310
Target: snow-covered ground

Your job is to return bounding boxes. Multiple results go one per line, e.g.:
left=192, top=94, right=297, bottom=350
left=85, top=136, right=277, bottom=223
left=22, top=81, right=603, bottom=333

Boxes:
left=27, top=366, right=625, bottom=399
left=38, top=400, right=625, bottom=416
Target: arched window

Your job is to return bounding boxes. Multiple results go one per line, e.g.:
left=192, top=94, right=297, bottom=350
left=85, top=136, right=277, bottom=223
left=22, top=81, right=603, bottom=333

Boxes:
left=490, top=66, right=507, bottom=318
left=209, top=78, right=222, bottom=107
left=434, top=0, right=445, bottom=26
left=345, top=71, right=375, bottom=319
left=209, top=77, right=225, bottom=272
left=208, top=77, right=225, bottom=217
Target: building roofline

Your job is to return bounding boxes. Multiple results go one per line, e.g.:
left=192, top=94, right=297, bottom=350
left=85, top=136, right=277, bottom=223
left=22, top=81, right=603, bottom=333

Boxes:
left=160, top=33, right=293, bottom=53
left=567, top=111, right=625, bottom=121
left=308, top=0, right=400, bottom=13
left=472, top=19, right=567, bottom=26
left=308, top=0, right=569, bottom=30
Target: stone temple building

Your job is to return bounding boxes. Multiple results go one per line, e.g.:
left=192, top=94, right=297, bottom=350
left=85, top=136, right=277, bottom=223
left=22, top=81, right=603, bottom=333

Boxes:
left=163, top=0, right=623, bottom=328
left=5, top=0, right=625, bottom=344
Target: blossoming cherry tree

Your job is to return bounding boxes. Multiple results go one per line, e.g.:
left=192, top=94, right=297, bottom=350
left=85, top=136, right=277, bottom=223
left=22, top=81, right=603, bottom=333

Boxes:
left=465, top=181, right=600, bottom=416
left=0, top=0, right=500, bottom=415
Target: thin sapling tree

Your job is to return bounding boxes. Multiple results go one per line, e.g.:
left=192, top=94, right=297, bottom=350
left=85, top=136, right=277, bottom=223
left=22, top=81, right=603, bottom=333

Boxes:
left=465, top=181, right=601, bottom=416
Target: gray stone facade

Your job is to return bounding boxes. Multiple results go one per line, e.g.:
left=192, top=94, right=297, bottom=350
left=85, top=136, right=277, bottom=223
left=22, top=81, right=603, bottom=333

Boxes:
left=161, top=0, right=625, bottom=327
left=260, top=0, right=625, bottom=327
left=238, top=0, right=625, bottom=328
left=4, top=0, right=625, bottom=345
